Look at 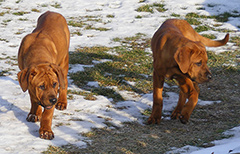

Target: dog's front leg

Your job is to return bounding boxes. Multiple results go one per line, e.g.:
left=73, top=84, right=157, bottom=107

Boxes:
left=177, top=78, right=199, bottom=124
left=56, top=85, right=68, bottom=110
left=26, top=94, right=42, bottom=122
left=148, top=70, right=165, bottom=124
left=171, top=90, right=187, bottom=119
left=56, top=62, right=68, bottom=110
left=39, top=107, right=55, bottom=140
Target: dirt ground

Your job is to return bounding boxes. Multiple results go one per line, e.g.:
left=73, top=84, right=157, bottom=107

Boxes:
left=44, top=64, right=240, bottom=154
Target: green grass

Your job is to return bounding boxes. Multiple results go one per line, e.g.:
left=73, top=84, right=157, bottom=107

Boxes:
left=136, top=3, right=167, bottom=13
left=0, top=38, right=9, bottom=42
left=231, top=36, right=240, bottom=47
left=195, top=25, right=211, bottom=32
left=40, top=4, right=48, bottom=7
left=71, top=31, right=82, bottom=36
left=85, top=25, right=110, bottom=31
left=18, top=18, right=28, bottom=21
left=201, top=34, right=216, bottom=39
left=15, top=0, right=21, bottom=3
left=0, top=12, right=5, bottom=16
left=171, top=13, right=180, bottom=17
left=69, top=46, right=112, bottom=65
left=67, top=90, right=97, bottom=101
left=186, top=12, right=240, bottom=23
left=136, top=4, right=153, bottom=13
left=69, top=34, right=152, bottom=102
left=197, top=7, right=205, bottom=10
left=12, top=11, right=29, bottom=16
left=68, top=20, right=85, bottom=27
left=215, top=12, right=240, bottom=22
left=0, top=70, right=9, bottom=76
left=207, top=50, right=240, bottom=71
left=186, top=12, right=211, bottom=19
left=106, top=14, right=115, bottom=18
left=142, top=108, right=152, bottom=116
left=153, top=3, right=167, bottom=12
left=186, top=18, right=202, bottom=25
left=86, top=8, right=102, bottom=12
left=51, top=2, right=62, bottom=8
left=69, top=33, right=239, bottom=104
left=68, top=16, right=110, bottom=33
left=2, top=19, right=11, bottom=26
left=135, top=15, right=142, bottom=19
left=31, top=8, right=40, bottom=12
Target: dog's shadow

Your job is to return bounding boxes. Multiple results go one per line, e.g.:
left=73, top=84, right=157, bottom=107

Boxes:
left=0, top=76, right=73, bottom=144
left=0, top=76, right=39, bottom=138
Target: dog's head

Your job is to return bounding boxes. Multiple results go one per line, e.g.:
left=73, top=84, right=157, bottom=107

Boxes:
left=174, top=41, right=212, bottom=83
left=17, top=64, right=65, bottom=109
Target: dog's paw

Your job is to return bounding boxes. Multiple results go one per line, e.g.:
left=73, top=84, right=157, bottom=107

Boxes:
left=171, top=111, right=181, bottom=120
left=26, top=113, right=41, bottom=122
left=179, top=109, right=191, bottom=124
left=147, top=116, right=161, bottom=125
left=55, top=102, right=67, bottom=110
left=179, top=115, right=189, bottom=124
left=39, top=129, right=54, bottom=140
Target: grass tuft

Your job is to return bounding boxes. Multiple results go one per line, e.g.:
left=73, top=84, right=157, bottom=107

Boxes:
left=136, top=3, right=167, bottom=13
left=136, top=4, right=153, bottom=13
left=12, top=11, right=29, bottom=16
left=195, top=25, right=211, bottom=32
left=51, top=2, right=62, bottom=8
left=31, top=8, right=40, bottom=12
left=201, top=34, right=216, bottom=39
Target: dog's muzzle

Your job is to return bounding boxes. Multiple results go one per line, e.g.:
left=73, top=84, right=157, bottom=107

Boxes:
left=38, top=102, right=54, bottom=110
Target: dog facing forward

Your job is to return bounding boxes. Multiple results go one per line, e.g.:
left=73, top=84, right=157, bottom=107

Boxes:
left=148, top=19, right=229, bottom=124
left=17, top=11, right=70, bottom=140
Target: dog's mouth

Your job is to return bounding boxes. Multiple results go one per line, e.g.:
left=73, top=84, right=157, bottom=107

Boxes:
left=45, top=105, right=53, bottom=109
left=38, top=102, right=53, bottom=110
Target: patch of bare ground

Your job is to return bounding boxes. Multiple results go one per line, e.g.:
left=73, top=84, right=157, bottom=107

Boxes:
left=43, top=35, right=240, bottom=154
left=43, top=67, right=239, bottom=154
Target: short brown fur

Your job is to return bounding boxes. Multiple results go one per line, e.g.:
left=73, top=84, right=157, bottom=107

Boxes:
left=148, top=19, right=229, bottom=124
left=17, top=11, right=70, bottom=140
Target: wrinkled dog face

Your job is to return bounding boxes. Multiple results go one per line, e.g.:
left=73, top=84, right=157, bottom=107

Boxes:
left=29, top=67, right=59, bottom=109
left=187, top=48, right=212, bottom=83
left=174, top=42, right=212, bottom=83
left=18, top=64, right=64, bottom=109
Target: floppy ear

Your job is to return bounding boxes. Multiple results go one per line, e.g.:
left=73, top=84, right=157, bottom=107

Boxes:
left=174, top=46, right=192, bottom=74
left=50, top=64, right=65, bottom=89
left=17, top=68, right=29, bottom=92
left=17, top=67, right=37, bottom=92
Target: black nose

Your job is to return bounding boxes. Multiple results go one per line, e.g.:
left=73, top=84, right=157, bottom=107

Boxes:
left=207, top=74, right=212, bottom=80
left=49, top=98, right=57, bottom=104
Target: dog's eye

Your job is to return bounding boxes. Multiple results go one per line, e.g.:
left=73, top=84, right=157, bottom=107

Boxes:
left=53, top=82, right=57, bottom=88
left=195, top=61, right=202, bottom=66
left=39, top=85, right=45, bottom=90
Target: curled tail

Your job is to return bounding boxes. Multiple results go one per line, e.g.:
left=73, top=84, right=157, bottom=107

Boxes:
left=199, top=33, right=229, bottom=47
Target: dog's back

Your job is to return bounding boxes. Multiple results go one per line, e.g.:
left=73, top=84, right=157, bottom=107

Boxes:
left=33, top=11, right=70, bottom=45
left=18, top=11, right=70, bottom=70
left=154, top=19, right=229, bottom=48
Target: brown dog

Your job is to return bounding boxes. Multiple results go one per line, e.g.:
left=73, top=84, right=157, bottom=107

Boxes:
left=17, top=11, right=70, bottom=139
left=148, top=19, right=229, bottom=124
